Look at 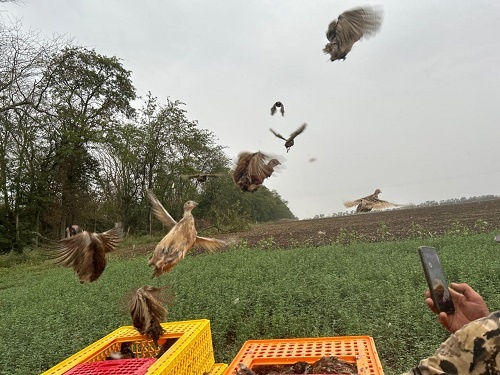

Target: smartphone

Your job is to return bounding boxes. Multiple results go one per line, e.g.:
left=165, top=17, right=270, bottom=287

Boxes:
left=418, top=246, right=455, bottom=314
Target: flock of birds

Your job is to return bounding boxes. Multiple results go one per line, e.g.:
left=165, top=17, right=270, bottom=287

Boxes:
left=46, top=4, right=413, bottom=369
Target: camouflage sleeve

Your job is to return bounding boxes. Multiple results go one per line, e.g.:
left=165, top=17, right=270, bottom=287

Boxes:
left=402, top=311, right=500, bottom=375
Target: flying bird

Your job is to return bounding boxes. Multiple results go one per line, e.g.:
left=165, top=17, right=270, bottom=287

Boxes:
left=270, top=123, right=307, bottom=152
left=323, top=5, right=383, bottom=62
left=146, top=189, right=227, bottom=276
left=50, top=228, right=121, bottom=283
left=232, top=151, right=281, bottom=192
left=344, top=188, right=400, bottom=212
left=129, top=286, right=166, bottom=345
left=270, top=101, right=285, bottom=116
left=180, top=173, right=224, bottom=183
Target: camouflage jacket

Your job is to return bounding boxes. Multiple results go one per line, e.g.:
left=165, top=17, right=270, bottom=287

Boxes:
left=403, top=311, right=500, bottom=375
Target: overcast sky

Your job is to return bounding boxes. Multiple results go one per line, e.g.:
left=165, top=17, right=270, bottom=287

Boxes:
left=2, top=0, right=500, bottom=219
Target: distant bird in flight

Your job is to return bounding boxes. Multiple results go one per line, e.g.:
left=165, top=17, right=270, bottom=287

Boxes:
left=180, top=173, right=224, bottom=183
left=323, top=5, right=383, bottom=62
left=344, top=188, right=399, bottom=212
left=146, top=189, right=227, bottom=276
left=270, top=101, right=285, bottom=116
left=232, top=151, right=281, bottom=192
left=129, top=286, right=166, bottom=345
left=344, top=189, right=399, bottom=212
left=51, top=228, right=121, bottom=283
left=270, top=123, right=307, bottom=152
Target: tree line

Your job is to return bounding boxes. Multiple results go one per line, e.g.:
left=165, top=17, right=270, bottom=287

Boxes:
left=0, top=20, right=295, bottom=253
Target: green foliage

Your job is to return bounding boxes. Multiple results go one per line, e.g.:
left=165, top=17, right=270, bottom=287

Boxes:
left=2, top=232, right=499, bottom=375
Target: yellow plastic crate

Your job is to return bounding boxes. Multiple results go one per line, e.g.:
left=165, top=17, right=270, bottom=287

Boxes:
left=42, top=319, right=215, bottom=375
left=224, top=336, right=384, bottom=375
left=205, top=363, right=229, bottom=375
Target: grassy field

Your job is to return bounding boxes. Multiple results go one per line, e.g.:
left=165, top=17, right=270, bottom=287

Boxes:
left=1, top=232, right=499, bottom=375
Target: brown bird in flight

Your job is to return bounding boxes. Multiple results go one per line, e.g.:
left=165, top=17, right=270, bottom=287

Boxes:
left=180, top=173, right=224, bottom=183
left=51, top=228, right=121, bottom=283
left=323, top=5, right=383, bottom=62
left=129, top=286, right=166, bottom=345
left=344, top=188, right=399, bottom=212
left=232, top=151, right=281, bottom=193
left=270, top=123, right=307, bottom=152
left=146, top=189, right=227, bottom=277
left=270, top=101, right=285, bottom=116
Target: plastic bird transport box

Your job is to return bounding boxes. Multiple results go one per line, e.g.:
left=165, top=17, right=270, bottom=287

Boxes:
left=41, top=319, right=216, bottom=375
left=224, top=336, right=384, bottom=375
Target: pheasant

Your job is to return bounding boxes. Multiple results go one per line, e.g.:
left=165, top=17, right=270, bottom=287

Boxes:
left=232, top=151, right=281, bottom=192
left=51, top=228, right=121, bottom=283
left=180, top=173, right=224, bottom=183
left=270, top=101, right=285, bottom=116
left=324, top=5, right=383, bottom=62
left=344, top=189, right=399, bottom=212
left=146, top=189, right=226, bottom=276
left=129, top=286, right=166, bottom=345
left=270, top=123, right=307, bottom=152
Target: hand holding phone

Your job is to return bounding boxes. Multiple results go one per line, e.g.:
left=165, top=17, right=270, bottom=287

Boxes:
left=418, top=246, right=455, bottom=314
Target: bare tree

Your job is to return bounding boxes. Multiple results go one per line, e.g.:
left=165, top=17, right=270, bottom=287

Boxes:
left=0, top=20, right=66, bottom=114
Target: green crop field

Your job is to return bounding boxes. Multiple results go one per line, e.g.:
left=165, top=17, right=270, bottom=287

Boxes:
left=1, top=232, right=499, bottom=375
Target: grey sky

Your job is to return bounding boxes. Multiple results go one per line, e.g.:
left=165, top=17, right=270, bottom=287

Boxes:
left=2, top=0, right=500, bottom=219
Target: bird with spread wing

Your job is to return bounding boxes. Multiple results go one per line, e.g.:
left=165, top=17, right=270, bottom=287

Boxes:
left=180, top=173, right=224, bottom=183
left=50, top=228, right=121, bottom=283
left=232, top=151, right=281, bottom=193
left=146, top=189, right=227, bottom=277
left=323, top=5, right=383, bottom=62
left=270, top=123, right=307, bottom=153
left=270, top=101, right=285, bottom=116
left=129, top=285, right=166, bottom=345
left=344, top=188, right=400, bottom=212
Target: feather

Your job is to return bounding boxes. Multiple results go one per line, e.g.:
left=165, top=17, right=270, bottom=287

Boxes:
left=51, top=228, right=120, bottom=283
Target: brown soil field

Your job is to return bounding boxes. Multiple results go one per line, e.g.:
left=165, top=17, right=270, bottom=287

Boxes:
left=214, top=199, right=500, bottom=248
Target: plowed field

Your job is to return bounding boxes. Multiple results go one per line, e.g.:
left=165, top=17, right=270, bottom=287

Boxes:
left=216, top=199, right=500, bottom=247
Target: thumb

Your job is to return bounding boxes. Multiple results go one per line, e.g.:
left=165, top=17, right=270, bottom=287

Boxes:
left=450, top=283, right=474, bottom=298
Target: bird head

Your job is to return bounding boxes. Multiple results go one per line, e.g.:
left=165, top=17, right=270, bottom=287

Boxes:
left=374, top=189, right=381, bottom=194
left=269, top=159, right=281, bottom=167
left=184, top=200, right=198, bottom=211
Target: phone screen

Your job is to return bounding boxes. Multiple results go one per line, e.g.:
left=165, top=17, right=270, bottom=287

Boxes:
left=418, top=246, right=455, bottom=314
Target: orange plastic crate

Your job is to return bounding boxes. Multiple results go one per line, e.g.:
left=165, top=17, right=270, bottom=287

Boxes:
left=42, top=319, right=216, bottom=375
left=225, top=336, right=384, bottom=375
left=64, top=358, right=156, bottom=375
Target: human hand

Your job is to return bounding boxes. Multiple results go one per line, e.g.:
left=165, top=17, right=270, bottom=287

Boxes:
left=425, top=283, right=490, bottom=333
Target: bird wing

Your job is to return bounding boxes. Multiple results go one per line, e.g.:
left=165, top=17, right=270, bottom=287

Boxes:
left=289, top=123, right=307, bottom=140
left=280, top=104, right=285, bottom=116
left=232, top=152, right=253, bottom=183
left=343, top=199, right=362, bottom=208
left=180, top=174, right=197, bottom=180
left=336, top=6, right=383, bottom=47
left=146, top=189, right=177, bottom=227
left=325, top=19, right=338, bottom=41
left=270, top=104, right=277, bottom=115
left=246, top=152, right=271, bottom=181
left=270, top=128, right=287, bottom=141
left=94, top=228, right=121, bottom=254
left=194, top=236, right=227, bottom=252
left=368, top=199, right=398, bottom=210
